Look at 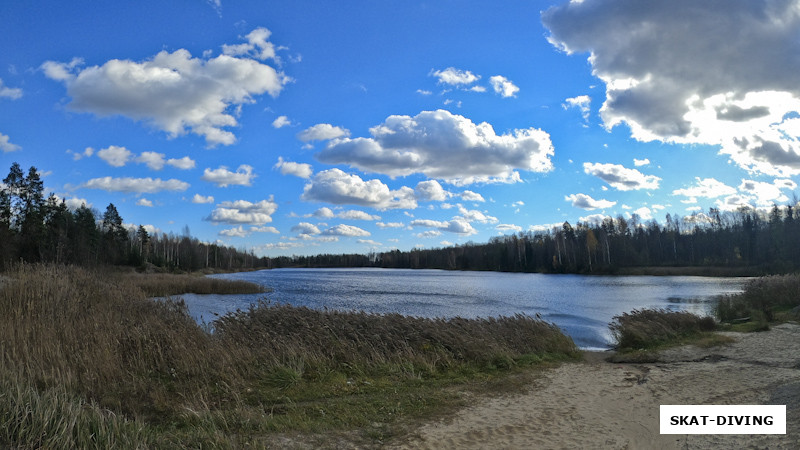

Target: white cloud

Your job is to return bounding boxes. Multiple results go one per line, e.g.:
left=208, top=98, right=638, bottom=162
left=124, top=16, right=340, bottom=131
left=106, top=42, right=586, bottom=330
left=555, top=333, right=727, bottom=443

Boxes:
left=291, top=222, right=321, bottom=235
left=322, top=224, right=371, bottom=237
left=192, top=194, right=215, bottom=204
left=201, top=165, right=255, bottom=187
left=312, top=207, right=335, bottom=218
left=97, top=145, right=132, bottom=167
left=456, top=205, right=498, bottom=224
left=301, top=169, right=417, bottom=210
left=489, top=75, right=520, bottom=98
left=430, top=67, right=480, bottom=85
left=565, top=193, right=617, bottom=210
left=67, top=147, right=94, bottom=160
left=0, top=78, right=22, bottom=100
left=496, top=223, right=523, bottom=233
left=562, top=95, right=591, bottom=122
left=136, top=151, right=166, bottom=170
left=672, top=177, right=736, bottom=201
left=42, top=30, right=289, bottom=147
left=357, top=239, right=382, bottom=246
left=415, top=180, right=451, bottom=202
left=416, top=230, right=442, bottom=238
left=64, top=197, right=92, bottom=210
left=272, top=115, right=291, bottom=128
left=633, top=158, right=650, bottom=167
left=207, top=197, right=278, bottom=225
left=579, top=214, right=612, bottom=225
left=630, top=207, right=654, bottom=221
left=167, top=156, right=196, bottom=170
left=222, top=27, right=278, bottom=62
left=410, top=218, right=477, bottom=236
left=297, top=123, right=350, bottom=142
left=543, top=0, right=800, bottom=176
left=219, top=226, right=249, bottom=238
left=317, top=109, right=553, bottom=185
left=460, top=190, right=485, bottom=202
left=337, top=210, right=381, bottom=221
left=583, top=162, right=660, bottom=191
left=376, top=222, right=404, bottom=228
left=0, top=132, right=20, bottom=153
left=738, top=178, right=797, bottom=206
left=136, top=198, right=154, bottom=207
left=81, top=176, right=189, bottom=193
left=274, top=157, right=312, bottom=178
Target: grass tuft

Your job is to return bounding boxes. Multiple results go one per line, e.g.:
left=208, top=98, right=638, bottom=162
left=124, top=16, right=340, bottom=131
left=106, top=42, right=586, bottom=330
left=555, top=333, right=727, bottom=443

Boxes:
left=609, top=308, right=717, bottom=351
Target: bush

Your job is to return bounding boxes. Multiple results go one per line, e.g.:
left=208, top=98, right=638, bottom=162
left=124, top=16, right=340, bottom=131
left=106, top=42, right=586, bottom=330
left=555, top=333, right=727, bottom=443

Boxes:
left=716, top=273, right=800, bottom=323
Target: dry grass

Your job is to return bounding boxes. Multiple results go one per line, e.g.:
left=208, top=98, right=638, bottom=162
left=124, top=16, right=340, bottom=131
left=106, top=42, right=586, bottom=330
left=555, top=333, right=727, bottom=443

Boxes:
left=609, top=308, right=716, bottom=351
left=716, top=273, right=800, bottom=326
left=0, top=264, right=578, bottom=447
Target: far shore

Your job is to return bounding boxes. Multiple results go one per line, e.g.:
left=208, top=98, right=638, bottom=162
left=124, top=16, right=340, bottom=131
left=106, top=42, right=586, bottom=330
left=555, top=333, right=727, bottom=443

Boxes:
left=393, top=323, right=800, bottom=449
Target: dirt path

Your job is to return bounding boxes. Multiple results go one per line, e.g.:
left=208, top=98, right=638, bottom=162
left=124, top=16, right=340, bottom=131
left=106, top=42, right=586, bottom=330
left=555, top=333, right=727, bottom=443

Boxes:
left=393, top=323, right=800, bottom=449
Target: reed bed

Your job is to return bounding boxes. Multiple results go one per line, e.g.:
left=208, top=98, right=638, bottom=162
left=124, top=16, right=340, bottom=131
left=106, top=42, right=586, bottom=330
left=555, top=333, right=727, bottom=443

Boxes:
left=716, top=273, right=800, bottom=325
left=109, top=271, right=266, bottom=297
left=0, top=264, right=578, bottom=447
left=609, top=308, right=716, bottom=351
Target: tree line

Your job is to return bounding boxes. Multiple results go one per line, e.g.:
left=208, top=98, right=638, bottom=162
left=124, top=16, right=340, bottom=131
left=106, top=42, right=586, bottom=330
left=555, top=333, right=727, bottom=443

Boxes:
left=272, top=204, right=800, bottom=275
left=1, top=163, right=269, bottom=272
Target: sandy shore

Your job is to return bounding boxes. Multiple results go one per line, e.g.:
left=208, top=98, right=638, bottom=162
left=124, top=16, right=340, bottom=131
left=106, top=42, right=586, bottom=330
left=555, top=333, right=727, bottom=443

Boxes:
left=393, top=323, right=800, bottom=449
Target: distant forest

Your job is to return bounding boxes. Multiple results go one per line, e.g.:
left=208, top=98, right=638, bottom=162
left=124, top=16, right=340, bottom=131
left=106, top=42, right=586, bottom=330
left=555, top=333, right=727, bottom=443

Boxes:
left=1, top=163, right=266, bottom=272
left=3, top=162, right=799, bottom=275
left=272, top=202, right=800, bottom=276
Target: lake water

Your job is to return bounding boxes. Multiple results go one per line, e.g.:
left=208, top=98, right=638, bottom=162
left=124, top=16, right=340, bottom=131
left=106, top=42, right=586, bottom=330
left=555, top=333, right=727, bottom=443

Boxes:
left=176, top=268, right=749, bottom=350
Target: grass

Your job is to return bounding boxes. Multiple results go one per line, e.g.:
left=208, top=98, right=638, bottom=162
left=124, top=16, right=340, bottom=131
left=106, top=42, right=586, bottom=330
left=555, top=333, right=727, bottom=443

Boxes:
left=715, top=272, right=800, bottom=330
left=0, top=264, right=579, bottom=448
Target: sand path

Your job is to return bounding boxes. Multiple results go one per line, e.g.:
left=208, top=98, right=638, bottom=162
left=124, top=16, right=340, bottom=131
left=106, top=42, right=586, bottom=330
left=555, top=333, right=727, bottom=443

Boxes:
left=393, top=323, right=800, bottom=449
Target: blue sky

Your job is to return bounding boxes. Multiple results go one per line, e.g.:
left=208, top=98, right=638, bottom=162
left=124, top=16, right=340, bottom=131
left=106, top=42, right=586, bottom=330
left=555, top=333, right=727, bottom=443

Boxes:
left=2, top=0, right=799, bottom=256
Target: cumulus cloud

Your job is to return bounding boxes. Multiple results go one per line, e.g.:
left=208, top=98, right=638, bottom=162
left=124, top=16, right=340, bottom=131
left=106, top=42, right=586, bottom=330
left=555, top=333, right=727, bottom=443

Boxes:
left=565, top=193, right=617, bottom=210
left=192, top=194, right=215, bottom=204
left=272, top=115, right=291, bottom=128
left=42, top=29, right=289, bottom=147
left=168, top=156, right=196, bottom=170
left=543, top=0, right=800, bottom=176
left=376, top=222, right=404, bottom=228
left=410, top=218, right=477, bottom=236
left=0, top=132, right=21, bottom=153
left=672, top=177, right=737, bottom=203
left=460, top=190, right=485, bottom=202
left=738, top=178, right=797, bottom=206
left=455, top=205, right=498, bottom=224
left=583, top=162, right=660, bottom=191
left=97, top=145, right=132, bottom=167
left=430, top=67, right=480, bottom=85
left=311, top=207, right=335, bottom=218
left=415, top=180, right=450, bottom=201
left=633, top=158, right=650, bottom=167
left=81, top=176, right=189, bottom=193
left=274, top=157, right=313, bottom=178
left=0, top=78, right=22, bottom=100
left=496, top=223, right=523, bottom=233
left=64, top=197, right=92, bottom=210
left=222, top=27, right=279, bottom=62
left=316, top=109, right=553, bottom=185
left=206, top=198, right=278, bottom=225
left=337, top=210, right=381, bottom=221
left=136, top=198, right=154, bottom=207
left=201, top=165, right=255, bottom=187
left=322, top=224, right=371, bottom=237
left=301, top=169, right=417, bottom=210
left=489, top=75, right=520, bottom=98
left=291, top=222, right=321, bottom=235
left=220, top=224, right=280, bottom=237
left=297, top=123, right=350, bottom=142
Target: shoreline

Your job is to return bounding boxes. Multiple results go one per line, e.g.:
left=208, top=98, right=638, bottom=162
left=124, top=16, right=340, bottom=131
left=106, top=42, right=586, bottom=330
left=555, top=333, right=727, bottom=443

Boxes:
left=393, top=323, right=800, bottom=449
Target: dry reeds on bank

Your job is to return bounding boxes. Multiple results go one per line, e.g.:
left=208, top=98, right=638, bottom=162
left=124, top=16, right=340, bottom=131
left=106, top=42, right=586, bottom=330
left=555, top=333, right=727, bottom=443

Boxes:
left=0, top=264, right=578, bottom=448
left=609, top=308, right=716, bottom=350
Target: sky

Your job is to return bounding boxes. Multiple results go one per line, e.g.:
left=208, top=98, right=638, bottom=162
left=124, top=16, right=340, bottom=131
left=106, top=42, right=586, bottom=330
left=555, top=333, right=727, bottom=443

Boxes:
left=2, top=0, right=800, bottom=257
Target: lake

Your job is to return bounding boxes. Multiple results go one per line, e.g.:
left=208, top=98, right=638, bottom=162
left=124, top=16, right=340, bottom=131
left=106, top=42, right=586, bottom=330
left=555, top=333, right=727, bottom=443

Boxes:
left=176, top=268, right=749, bottom=350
